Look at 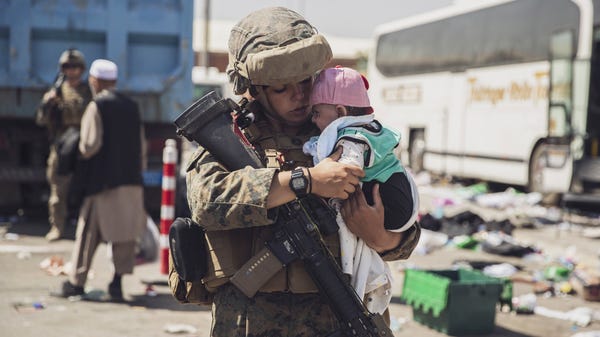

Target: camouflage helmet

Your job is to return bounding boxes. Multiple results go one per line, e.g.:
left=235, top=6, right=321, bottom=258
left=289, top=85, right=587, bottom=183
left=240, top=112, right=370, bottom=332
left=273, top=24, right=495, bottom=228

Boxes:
left=226, top=7, right=332, bottom=95
left=58, top=48, right=86, bottom=68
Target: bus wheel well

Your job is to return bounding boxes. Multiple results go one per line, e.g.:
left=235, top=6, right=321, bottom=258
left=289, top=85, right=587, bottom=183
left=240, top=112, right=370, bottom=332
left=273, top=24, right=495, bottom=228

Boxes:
left=408, top=128, right=425, bottom=173
left=528, top=139, right=562, bottom=205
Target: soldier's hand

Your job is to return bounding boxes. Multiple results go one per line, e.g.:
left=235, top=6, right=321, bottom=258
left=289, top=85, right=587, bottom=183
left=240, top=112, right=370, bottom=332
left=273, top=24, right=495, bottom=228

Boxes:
left=42, top=90, right=62, bottom=111
left=341, top=184, right=402, bottom=253
left=43, top=89, right=58, bottom=102
left=310, top=147, right=364, bottom=199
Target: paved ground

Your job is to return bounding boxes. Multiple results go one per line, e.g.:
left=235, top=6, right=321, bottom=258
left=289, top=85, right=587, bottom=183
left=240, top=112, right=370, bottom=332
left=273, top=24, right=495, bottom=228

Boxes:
left=1, top=207, right=600, bottom=337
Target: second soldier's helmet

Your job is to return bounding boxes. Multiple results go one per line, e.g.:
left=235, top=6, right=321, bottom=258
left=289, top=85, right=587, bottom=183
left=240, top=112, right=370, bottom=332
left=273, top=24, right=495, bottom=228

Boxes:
left=58, top=49, right=86, bottom=69
left=226, top=7, right=332, bottom=95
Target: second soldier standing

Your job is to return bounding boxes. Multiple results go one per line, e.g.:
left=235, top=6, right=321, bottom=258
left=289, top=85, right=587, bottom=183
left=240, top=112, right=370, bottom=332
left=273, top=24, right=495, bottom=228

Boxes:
left=36, top=49, right=92, bottom=241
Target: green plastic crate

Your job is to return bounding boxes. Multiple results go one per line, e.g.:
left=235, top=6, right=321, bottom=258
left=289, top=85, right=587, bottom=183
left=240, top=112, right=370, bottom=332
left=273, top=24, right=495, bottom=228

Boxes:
left=401, top=269, right=504, bottom=335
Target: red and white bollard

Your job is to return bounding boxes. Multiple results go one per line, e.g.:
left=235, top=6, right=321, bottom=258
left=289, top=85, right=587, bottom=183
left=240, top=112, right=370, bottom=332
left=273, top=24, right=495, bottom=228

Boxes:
left=160, top=139, right=178, bottom=274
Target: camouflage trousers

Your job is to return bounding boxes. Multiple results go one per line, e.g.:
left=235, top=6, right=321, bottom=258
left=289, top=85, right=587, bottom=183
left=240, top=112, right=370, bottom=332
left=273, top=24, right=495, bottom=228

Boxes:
left=46, top=146, right=72, bottom=232
left=211, top=284, right=339, bottom=337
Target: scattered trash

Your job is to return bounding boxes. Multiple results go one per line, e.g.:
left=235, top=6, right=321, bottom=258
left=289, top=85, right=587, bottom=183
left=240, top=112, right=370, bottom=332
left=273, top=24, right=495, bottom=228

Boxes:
left=480, top=231, right=536, bottom=257
left=164, top=323, right=198, bottom=334
left=512, top=293, right=537, bottom=314
left=17, top=250, right=31, bottom=260
left=582, top=227, right=600, bottom=239
left=413, top=229, right=447, bottom=255
left=570, top=268, right=600, bottom=302
left=532, top=280, right=554, bottom=295
left=558, top=281, right=574, bottom=295
left=40, top=256, right=70, bottom=276
left=389, top=316, right=408, bottom=332
left=13, top=300, right=46, bottom=313
left=482, top=263, right=518, bottom=279
left=452, top=235, right=479, bottom=249
left=474, top=188, right=542, bottom=209
left=544, top=265, right=572, bottom=282
left=145, top=285, right=157, bottom=297
left=534, top=306, right=594, bottom=327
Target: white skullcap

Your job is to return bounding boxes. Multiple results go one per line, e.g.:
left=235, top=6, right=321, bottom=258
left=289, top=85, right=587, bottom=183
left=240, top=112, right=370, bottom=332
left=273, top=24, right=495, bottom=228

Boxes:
left=89, top=59, right=118, bottom=80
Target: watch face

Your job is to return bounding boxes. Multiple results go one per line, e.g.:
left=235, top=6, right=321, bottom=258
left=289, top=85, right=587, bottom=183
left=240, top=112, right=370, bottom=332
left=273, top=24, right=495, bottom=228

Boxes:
left=290, top=168, right=308, bottom=197
left=292, top=178, right=307, bottom=190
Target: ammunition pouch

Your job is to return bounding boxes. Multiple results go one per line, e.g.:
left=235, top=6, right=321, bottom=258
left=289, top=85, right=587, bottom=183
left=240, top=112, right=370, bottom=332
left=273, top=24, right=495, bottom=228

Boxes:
left=168, top=217, right=213, bottom=305
left=168, top=254, right=213, bottom=305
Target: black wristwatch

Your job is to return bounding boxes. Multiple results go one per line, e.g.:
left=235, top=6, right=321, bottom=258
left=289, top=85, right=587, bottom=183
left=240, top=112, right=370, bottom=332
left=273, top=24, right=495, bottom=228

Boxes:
left=289, top=167, right=309, bottom=198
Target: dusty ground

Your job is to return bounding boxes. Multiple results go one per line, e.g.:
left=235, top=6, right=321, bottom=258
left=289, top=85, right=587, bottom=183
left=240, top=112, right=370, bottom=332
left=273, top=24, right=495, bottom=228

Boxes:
left=1, top=186, right=600, bottom=337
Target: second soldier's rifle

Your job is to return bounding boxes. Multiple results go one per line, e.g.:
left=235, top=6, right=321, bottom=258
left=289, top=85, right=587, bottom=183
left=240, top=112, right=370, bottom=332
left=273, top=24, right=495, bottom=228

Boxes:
left=47, top=72, right=65, bottom=139
left=174, top=91, right=392, bottom=337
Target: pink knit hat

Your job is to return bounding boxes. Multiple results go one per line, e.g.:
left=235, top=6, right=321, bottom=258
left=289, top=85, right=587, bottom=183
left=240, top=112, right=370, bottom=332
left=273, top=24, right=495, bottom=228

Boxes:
left=310, top=66, right=373, bottom=113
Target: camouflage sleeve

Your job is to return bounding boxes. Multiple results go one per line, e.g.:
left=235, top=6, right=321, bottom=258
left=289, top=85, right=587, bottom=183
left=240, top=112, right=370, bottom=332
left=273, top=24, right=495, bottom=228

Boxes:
left=185, top=147, right=278, bottom=231
left=379, top=221, right=421, bottom=261
left=35, top=89, right=56, bottom=126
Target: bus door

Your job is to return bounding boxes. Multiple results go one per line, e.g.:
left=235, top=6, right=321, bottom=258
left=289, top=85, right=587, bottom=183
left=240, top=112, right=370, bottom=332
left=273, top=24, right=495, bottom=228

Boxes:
left=568, top=26, right=600, bottom=195
left=532, top=30, right=575, bottom=193
left=586, top=27, right=600, bottom=159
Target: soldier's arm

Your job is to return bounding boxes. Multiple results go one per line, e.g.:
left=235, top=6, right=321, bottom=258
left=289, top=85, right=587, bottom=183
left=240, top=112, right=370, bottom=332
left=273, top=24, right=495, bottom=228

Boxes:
left=265, top=154, right=364, bottom=209
left=186, top=148, right=278, bottom=230
left=35, top=89, right=58, bottom=126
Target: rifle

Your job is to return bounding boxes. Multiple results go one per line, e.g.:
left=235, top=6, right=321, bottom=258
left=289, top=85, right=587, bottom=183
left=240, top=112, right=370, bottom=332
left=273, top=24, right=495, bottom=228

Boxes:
left=174, top=91, right=393, bottom=337
left=46, top=72, right=65, bottom=139
left=267, top=197, right=391, bottom=336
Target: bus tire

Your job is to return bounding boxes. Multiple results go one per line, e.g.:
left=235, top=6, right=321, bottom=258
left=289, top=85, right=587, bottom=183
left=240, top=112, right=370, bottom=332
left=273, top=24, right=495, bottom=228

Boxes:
left=528, top=143, right=546, bottom=193
left=528, top=143, right=560, bottom=205
left=409, top=130, right=425, bottom=173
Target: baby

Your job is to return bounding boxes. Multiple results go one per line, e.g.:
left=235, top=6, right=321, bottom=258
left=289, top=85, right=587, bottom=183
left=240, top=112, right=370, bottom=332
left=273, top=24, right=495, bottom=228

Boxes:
left=304, top=66, right=419, bottom=314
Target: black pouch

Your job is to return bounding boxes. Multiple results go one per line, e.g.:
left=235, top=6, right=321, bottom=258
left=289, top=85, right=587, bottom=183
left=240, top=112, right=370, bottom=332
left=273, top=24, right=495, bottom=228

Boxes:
left=168, top=217, right=207, bottom=282
left=168, top=217, right=213, bottom=305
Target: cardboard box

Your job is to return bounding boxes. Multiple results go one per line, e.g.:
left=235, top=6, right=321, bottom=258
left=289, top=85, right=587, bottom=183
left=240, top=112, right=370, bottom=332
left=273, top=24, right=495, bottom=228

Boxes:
left=570, top=269, right=600, bottom=302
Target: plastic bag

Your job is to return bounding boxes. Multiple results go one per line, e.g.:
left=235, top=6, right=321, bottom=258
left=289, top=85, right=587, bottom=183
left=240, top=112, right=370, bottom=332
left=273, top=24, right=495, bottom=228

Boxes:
left=136, top=216, right=160, bottom=264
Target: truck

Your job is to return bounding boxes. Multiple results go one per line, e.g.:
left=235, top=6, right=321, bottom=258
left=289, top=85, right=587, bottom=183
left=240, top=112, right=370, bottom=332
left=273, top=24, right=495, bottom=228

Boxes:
left=0, top=0, right=194, bottom=218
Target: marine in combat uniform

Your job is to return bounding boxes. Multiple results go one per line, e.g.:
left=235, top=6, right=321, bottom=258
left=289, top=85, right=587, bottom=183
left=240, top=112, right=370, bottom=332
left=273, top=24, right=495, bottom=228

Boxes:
left=36, top=49, right=93, bottom=241
left=185, top=7, right=421, bottom=337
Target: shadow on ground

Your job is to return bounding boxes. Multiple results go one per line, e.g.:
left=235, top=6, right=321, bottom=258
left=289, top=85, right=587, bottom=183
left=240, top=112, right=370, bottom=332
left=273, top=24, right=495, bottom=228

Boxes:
left=128, top=293, right=210, bottom=312
left=3, top=218, right=77, bottom=240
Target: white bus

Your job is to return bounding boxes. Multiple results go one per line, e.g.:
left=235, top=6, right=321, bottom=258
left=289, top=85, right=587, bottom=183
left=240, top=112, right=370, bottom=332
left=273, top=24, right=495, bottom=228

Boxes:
left=368, top=0, right=600, bottom=197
